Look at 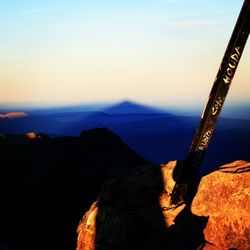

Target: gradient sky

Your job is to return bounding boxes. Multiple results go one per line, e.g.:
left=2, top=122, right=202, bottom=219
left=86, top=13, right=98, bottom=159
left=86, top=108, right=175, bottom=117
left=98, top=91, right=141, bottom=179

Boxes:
left=0, top=0, right=249, bottom=108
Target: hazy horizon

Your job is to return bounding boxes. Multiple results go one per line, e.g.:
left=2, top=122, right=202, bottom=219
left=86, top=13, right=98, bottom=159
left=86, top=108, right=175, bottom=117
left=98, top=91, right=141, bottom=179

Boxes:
left=0, top=99, right=249, bottom=119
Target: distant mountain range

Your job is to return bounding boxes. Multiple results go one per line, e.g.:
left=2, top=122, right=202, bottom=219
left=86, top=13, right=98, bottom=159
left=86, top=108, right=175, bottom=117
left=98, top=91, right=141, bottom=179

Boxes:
left=0, top=101, right=250, bottom=174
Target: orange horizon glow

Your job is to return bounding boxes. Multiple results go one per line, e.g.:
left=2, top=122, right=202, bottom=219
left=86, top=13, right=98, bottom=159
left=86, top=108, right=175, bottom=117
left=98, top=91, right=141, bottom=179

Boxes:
left=0, top=112, right=28, bottom=118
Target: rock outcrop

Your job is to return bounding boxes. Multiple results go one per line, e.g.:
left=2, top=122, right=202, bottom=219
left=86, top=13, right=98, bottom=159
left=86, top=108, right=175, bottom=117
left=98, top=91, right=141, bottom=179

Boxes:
left=77, top=160, right=250, bottom=250
left=192, top=160, right=250, bottom=249
left=0, top=128, right=148, bottom=250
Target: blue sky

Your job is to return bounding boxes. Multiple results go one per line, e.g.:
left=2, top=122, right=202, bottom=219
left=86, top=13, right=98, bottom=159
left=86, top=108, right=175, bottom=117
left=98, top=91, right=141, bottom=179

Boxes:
left=0, top=0, right=249, bottom=108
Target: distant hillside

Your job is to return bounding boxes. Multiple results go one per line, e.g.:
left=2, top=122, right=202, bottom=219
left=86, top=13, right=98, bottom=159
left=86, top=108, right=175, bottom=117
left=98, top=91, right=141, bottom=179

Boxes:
left=0, top=101, right=249, bottom=174
left=221, top=103, right=250, bottom=119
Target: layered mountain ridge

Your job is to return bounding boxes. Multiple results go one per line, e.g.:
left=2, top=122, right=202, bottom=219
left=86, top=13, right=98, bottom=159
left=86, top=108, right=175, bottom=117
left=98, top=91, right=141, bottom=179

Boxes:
left=0, top=101, right=250, bottom=174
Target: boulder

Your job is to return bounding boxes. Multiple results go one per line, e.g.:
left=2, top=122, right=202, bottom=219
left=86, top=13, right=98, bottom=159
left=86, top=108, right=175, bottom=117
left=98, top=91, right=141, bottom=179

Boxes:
left=77, top=160, right=250, bottom=250
left=192, top=160, right=250, bottom=249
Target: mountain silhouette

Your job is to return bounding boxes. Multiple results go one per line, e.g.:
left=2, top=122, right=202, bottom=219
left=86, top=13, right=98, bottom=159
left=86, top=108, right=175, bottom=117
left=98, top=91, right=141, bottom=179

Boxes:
left=0, top=128, right=149, bottom=250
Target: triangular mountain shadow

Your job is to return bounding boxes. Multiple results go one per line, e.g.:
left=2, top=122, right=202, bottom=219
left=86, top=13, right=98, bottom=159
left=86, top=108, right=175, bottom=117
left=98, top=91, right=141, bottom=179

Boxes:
left=103, top=100, right=167, bottom=115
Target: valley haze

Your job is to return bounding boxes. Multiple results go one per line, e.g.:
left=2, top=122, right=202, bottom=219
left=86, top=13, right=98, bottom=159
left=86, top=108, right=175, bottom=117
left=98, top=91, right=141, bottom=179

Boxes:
left=1, top=100, right=249, bottom=175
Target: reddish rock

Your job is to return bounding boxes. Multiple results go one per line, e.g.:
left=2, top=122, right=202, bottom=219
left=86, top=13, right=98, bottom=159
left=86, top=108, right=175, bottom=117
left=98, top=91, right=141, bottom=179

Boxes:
left=192, top=160, right=250, bottom=249
left=77, top=160, right=250, bottom=250
left=26, top=132, right=37, bottom=139
left=77, top=202, right=98, bottom=250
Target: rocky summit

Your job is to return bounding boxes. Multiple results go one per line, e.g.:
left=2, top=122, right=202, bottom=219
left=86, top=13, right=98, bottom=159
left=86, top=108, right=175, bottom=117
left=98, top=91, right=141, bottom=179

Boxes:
left=0, top=128, right=148, bottom=250
left=77, top=160, right=250, bottom=250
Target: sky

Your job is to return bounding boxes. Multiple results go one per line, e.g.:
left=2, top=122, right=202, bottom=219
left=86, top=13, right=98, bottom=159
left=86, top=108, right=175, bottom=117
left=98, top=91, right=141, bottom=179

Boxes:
left=0, top=0, right=249, bottom=109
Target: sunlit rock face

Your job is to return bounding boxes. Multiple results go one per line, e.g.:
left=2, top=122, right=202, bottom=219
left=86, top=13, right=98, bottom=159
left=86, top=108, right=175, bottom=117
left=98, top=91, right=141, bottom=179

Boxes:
left=25, top=132, right=37, bottom=139
left=192, top=160, right=250, bottom=249
left=77, top=202, right=98, bottom=250
left=77, top=160, right=250, bottom=250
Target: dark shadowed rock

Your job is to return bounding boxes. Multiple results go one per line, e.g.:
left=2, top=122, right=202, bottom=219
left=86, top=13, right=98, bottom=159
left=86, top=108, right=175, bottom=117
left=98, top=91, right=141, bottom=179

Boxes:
left=0, top=128, right=149, bottom=250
